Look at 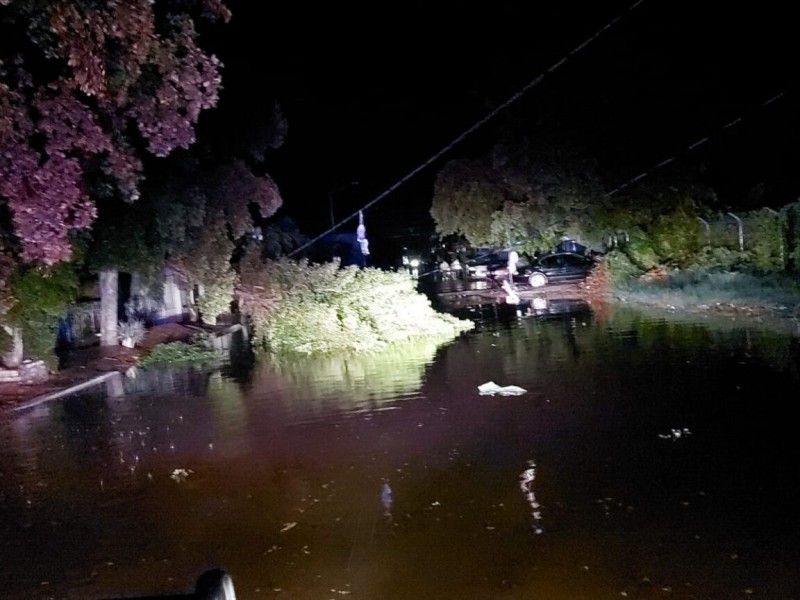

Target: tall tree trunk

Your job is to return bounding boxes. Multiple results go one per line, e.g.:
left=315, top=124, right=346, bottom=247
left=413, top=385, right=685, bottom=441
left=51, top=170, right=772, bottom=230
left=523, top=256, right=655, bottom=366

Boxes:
left=99, top=269, right=118, bottom=347
left=1, top=325, right=23, bottom=368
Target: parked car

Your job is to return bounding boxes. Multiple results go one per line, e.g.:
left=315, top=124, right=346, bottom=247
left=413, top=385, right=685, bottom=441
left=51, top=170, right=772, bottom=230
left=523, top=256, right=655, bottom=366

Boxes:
left=488, top=251, right=596, bottom=288
left=466, top=249, right=529, bottom=279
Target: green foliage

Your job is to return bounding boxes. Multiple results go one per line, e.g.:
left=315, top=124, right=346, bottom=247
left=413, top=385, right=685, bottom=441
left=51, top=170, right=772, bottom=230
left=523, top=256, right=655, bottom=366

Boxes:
left=488, top=202, right=540, bottom=253
left=603, top=249, right=645, bottom=284
left=85, top=156, right=281, bottom=328
left=748, top=209, right=785, bottom=273
left=88, top=197, right=165, bottom=280
left=786, top=202, right=800, bottom=272
left=138, top=341, right=221, bottom=368
left=685, top=246, right=749, bottom=271
left=430, top=158, right=506, bottom=247
left=145, top=160, right=283, bottom=324
left=6, top=261, right=80, bottom=367
left=238, top=257, right=474, bottom=355
left=619, top=228, right=660, bottom=272
left=0, top=246, right=16, bottom=332
left=197, top=268, right=236, bottom=325
left=188, top=330, right=218, bottom=348
left=154, top=182, right=209, bottom=256
left=261, top=221, right=308, bottom=259
left=0, top=0, right=230, bottom=265
left=171, top=225, right=238, bottom=325
left=429, top=130, right=798, bottom=294
left=612, top=268, right=800, bottom=312
left=649, top=205, right=704, bottom=267
left=430, top=144, right=607, bottom=255
left=7, top=263, right=80, bottom=324
left=0, top=324, right=11, bottom=357
left=587, top=205, right=641, bottom=242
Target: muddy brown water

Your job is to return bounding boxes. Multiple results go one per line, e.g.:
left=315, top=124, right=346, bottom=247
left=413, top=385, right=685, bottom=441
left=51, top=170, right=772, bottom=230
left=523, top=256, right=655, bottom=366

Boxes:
left=1, top=299, right=799, bottom=599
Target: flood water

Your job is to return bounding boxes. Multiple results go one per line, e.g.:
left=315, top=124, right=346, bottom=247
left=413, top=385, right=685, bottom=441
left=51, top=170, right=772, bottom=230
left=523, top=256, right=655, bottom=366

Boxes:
left=1, top=297, right=799, bottom=599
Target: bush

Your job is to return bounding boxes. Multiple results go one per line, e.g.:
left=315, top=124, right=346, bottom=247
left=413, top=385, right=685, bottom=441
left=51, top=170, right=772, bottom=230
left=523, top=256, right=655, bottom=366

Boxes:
left=237, top=256, right=474, bottom=355
left=196, top=268, right=236, bottom=325
left=685, top=246, right=749, bottom=271
left=603, top=249, right=645, bottom=284
left=748, top=210, right=785, bottom=273
left=117, top=318, right=146, bottom=346
left=650, top=208, right=704, bottom=267
left=620, top=229, right=660, bottom=272
left=7, top=262, right=79, bottom=369
left=138, top=341, right=220, bottom=368
left=611, top=268, right=800, bottom=310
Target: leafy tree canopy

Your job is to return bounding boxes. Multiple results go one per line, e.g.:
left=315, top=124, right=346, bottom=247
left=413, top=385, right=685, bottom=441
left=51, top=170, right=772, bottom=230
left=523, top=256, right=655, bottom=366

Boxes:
left=0, top=0, right=230, bottom=265
left=431, top=137, right=606, bottom=255
left=83, top=154, right=282, bottom=322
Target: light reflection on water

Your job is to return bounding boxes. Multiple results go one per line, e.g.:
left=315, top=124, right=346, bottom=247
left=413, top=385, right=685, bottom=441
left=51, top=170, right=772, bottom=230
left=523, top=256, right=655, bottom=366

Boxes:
left=0, top=302, right=799, bottom=599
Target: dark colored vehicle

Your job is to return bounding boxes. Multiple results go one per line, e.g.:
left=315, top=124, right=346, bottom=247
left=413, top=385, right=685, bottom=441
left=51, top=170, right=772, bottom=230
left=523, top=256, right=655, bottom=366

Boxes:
left=489, top=251, right=596, bottom=288
left=465, top=249, right=515, bottom=278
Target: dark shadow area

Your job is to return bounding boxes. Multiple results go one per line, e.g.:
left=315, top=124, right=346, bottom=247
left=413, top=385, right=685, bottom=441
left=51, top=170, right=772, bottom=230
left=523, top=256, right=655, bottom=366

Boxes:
left=100, top=569, right=235, bottom=600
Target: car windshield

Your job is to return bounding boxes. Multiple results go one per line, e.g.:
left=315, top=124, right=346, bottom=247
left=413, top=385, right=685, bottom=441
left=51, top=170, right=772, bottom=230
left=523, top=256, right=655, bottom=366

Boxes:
left=539, top=255, right=564, bottom=269
left=469, top=250, right=507, bottom=265
left=540, top=252, right=590, bottom=265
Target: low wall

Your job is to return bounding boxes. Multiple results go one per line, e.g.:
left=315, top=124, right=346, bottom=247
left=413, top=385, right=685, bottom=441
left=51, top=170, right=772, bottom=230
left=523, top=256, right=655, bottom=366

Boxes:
left=0, top=360, right=49, bottom=385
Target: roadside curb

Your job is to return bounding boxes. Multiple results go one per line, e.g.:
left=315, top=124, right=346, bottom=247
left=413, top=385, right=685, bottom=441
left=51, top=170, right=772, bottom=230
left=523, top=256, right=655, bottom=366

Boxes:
left=10, top=371, right=122, bottom=413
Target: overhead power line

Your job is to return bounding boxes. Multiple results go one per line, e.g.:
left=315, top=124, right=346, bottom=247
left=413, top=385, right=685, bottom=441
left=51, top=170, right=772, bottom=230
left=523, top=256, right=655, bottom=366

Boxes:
left=288, top=0, right=647, bottom=258
left=605, top=90, right=789, bottom=197
left=409, top=90, right=792, bottom=280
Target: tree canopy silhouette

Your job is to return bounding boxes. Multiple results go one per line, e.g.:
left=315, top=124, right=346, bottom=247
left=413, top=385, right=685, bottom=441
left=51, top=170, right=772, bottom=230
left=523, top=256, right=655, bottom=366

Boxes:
left=0, top=0, right=230, bottom=265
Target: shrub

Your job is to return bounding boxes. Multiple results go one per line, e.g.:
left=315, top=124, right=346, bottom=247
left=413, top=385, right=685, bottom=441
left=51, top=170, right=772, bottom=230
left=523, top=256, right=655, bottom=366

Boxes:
left=620, top=228, right=659, bottom=272
left=196, top=268, right=237, bottom=325
left=748, top=209, right=785, bottom=273
left=603, top=249, right=645, bottom=284
left=7, top=262, right=79, bottom=369
left=685, top=246, right=749, bottom=271
left=117, top=318, right=146, bottom=346
left=237, top=256, right=474, bottom=355
left=138, top=341, right=220, bottom=368
left=650, top=208, right=704, bottom=267
left=611, top=268, right=800, bottom=311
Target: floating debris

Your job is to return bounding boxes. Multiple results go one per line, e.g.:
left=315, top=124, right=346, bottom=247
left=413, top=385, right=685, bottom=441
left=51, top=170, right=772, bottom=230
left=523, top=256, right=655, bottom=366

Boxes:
left=169, top=468, right=193, bottom=483
left=478, top=381, right=527, bottom=396
left=280, top=522, right=297, bottom=533
left=658, top=428, right=692, bottom=441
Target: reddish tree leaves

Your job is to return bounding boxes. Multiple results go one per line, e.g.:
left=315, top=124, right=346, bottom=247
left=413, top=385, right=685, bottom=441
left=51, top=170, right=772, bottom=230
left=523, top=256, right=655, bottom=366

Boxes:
left=0, top=0, right=230, bottom=265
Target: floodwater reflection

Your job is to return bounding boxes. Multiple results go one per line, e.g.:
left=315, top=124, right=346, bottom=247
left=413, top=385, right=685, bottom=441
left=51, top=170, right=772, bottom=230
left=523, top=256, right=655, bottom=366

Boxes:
left=1, top=301, right=799, bottom=599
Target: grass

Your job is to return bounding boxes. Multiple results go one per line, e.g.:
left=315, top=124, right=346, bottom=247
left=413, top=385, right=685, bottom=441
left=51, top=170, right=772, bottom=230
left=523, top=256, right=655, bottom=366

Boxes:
left=138, top=341, right=222, bottom=368
left=613, top=270, right=800, bottom=310
left=608, top=269, right=800, bottom=335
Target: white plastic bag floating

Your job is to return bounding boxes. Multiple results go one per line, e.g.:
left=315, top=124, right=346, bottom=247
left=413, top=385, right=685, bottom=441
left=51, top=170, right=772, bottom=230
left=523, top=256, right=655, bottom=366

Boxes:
left=478, top=381, right=527, bottom=396
left=170, top=468, right=193, bottom=483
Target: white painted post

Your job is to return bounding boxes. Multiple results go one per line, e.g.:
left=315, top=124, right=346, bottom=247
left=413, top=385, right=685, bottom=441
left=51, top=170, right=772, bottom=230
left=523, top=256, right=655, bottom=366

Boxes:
left=727, top=212, right=744, bottom=251
left=99, top=269, right=119, bottom=346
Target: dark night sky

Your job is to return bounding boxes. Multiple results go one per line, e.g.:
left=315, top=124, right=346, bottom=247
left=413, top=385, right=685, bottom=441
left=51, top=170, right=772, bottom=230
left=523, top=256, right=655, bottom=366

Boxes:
left=198, top=1, right=799, bottom=243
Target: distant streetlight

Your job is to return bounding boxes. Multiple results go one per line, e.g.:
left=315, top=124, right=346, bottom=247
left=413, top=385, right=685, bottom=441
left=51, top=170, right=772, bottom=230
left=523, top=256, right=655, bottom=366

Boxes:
left=328, top=181, right=359, bottom=228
